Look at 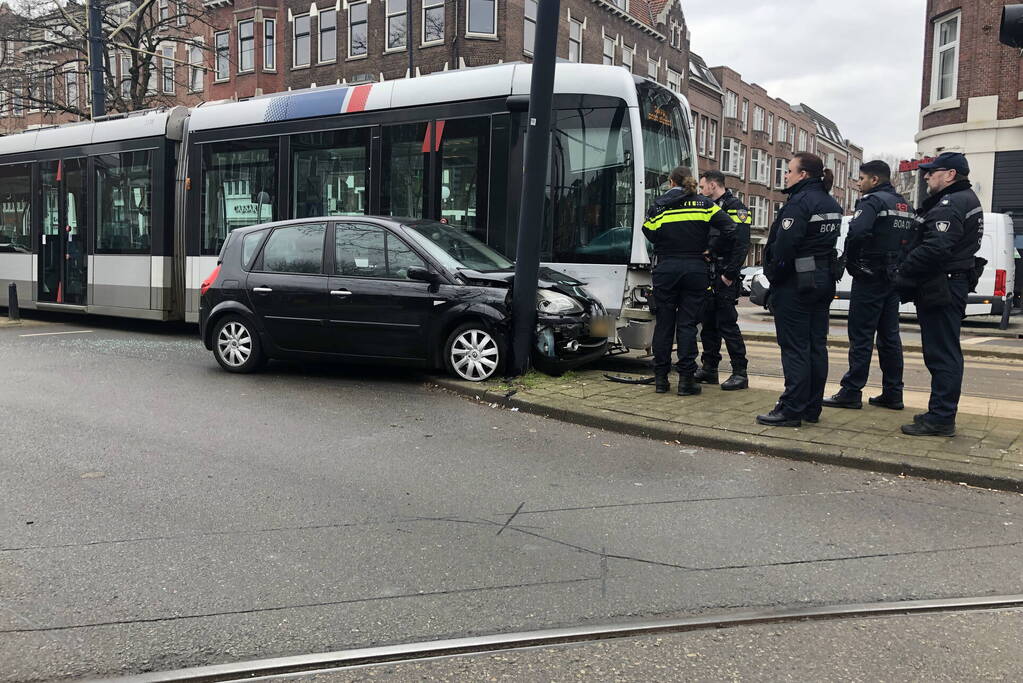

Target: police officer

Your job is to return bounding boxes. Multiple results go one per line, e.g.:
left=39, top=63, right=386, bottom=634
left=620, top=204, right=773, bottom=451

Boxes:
left=824, top=160, right=917, bottom=411
left=756, top=153, right=843, bottom=427
left=644, top=166, right=736, bottom=396
left=896, top=152, right=982, bottom=437
left=695, top=170, right=751, bottom=390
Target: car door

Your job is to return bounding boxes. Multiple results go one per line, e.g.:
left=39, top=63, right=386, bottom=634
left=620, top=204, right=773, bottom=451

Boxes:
left=326, top=222, right=439, bottom=360
left=245, top=222, right=332, bottom=353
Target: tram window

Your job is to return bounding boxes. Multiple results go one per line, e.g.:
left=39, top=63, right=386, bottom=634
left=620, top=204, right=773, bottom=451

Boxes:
left=291, top=129, right=370, bottom=219
left=438, top=117, right=489, bottom=240
left=95, top=150, right=153, bottom=253
left=544, top=104, right=635, bottom=264
left=639, top=85, right=692, bottom=210
left=202, top=140, right=279, bottom=255
left=0, top=164, right=32, bottom=253
left=259, top=223, right=325, bottom=274
left=381, top=122, right=428, bottom=219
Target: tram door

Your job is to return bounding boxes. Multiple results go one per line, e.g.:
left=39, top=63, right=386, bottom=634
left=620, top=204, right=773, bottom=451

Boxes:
left=38, top=158, right=87, bottom=305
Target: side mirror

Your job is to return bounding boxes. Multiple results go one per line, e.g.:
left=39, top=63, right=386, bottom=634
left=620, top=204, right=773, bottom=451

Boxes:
left=407, top=266, right=441, bottom=284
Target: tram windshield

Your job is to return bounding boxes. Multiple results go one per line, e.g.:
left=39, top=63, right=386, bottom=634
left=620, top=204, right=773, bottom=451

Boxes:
left=638, top=83, right=693, bottom=209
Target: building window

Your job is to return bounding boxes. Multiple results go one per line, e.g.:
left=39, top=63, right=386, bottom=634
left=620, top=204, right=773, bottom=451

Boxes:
left=724, top=90, right=737, bottom=118
left=43, top=72, right=54, bottom=105
left=293, top=14, right=311, bottom=67
left=753, top=105, right=764, bottom=131
left=159, top=0, right=169, bottom=20
left=708, top=120, right=717, bottom=158
left=798, top=129, right=808, bottom=151
left=698, top=116, right=707, bottom=156
left=64, top=72, right=77, bottom=110
left=741, top=99, right=749, bottom=132
left=602, top=35, right=614, bottom=65
left=523, top=0, right=536, bottom=54
left=667, top=68, right=681, bottom=93
left=424, top=0, right=445, bottom=44
left=778, top=118, right=787, bottom=144
left=215, top=31, right=230, bottom=80
left=264, top=19, right=276, bottom=70
left=931, top=11, right=960, bottom=103
left=767, top=113, right=774, bottom=142
left=176, top=0, right=187, bottom=26
left=750, top=196, right=769, bottom=229
left=751, top=149, right=768, bottom=185
left=349, top=3, right=368, bottom=57
left=189, top=44, right=203, bottom=91
left=622, top=45, right=633, bottom=72
left=385, top=0, right=405, bottom=51
left=722, top=138, right=745, bottom=178
left=789, top=124, right=795, bottom=145
left=467, top=0, right=497, bottom=36
left=238, top=19, right=254, bottom=72
left=647, top=57, right=658, bottom=80
left=569, top=19, right=582, bottom=62
left=121, top=54, right=132, bottom=98
left=320, top=8, right=337, bottom=61
left=774, top=157, right=787, bottom=189
left=161, top=46, right=175, bottom=93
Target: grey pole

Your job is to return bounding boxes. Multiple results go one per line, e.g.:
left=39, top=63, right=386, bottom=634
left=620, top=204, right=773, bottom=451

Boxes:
left=509, top=0, right=560, bottom=376
left=406, top=0, right=414, bottom=77
left=87, top=0, right=107, bottom=118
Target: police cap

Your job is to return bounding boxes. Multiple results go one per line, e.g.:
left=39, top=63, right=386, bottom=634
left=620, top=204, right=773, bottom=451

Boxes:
left=918, top=152, right=970, bottom=176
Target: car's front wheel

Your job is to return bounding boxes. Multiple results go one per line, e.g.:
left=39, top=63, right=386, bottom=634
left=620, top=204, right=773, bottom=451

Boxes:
left=213, top=315, right=266, bottom=373
left=444, top=323, right=503, bottom=382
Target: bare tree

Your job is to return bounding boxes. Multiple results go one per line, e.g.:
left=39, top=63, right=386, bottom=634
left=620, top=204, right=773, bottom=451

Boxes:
left=872, top=152, right=918, bottom=199
left=0, top=0, right=218, bottom=123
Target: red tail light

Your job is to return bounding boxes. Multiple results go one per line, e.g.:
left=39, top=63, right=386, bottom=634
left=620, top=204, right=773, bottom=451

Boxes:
left=995, top=269, right=1007, bottom=297
left=200, top=265, right=221, bottom=296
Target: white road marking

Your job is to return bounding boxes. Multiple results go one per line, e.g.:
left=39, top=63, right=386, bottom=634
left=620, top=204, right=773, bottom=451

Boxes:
left=962, top=337, right=999, bottom=346
left=19, top=330, right=94, bottom=337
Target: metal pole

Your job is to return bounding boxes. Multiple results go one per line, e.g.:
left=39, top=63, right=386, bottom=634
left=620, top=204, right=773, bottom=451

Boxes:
left=406, top=0, right=413, bottom=77
left=7, top=283, right=19, bottom=322
left=87, top=0, right=107, bottom=118
left=509, top=0, right=560, bottom=376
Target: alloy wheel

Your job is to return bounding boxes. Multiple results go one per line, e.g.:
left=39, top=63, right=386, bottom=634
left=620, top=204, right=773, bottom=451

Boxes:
left=217, top=321, right=253, bottom=368
left=450, top=329, right=499, bottom=381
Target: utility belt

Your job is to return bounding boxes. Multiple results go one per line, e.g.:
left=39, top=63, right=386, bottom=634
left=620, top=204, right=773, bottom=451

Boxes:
left=848, top=251, right=901, bottom=282
left=794, top=252, right=842, bottom=292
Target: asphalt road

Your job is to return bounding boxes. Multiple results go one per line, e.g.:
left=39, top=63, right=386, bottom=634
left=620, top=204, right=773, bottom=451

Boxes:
left=3, top=315, right=1023, bottom=681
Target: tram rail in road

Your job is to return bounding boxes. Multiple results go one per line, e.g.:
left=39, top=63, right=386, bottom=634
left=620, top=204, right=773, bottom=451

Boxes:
left=115, top=594, right=1023, bottom=682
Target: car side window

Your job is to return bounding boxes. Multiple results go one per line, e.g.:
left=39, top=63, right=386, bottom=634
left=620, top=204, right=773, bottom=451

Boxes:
left=241, top=229, right=268, bottom=270
left=335, top=223, right=426, bottom=280
left=259, top=223, right=326, bottom=274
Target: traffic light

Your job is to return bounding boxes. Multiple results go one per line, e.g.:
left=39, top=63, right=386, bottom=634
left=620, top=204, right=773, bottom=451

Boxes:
left=1000, top=4, right=1023, bottom=48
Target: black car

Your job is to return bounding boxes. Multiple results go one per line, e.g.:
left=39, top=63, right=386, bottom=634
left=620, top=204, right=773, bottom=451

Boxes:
left=199, top=217, right=610, bottom=381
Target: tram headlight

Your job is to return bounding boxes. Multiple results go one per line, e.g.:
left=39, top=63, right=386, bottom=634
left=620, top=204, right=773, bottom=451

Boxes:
left=536, top=289, right=584, bottom=315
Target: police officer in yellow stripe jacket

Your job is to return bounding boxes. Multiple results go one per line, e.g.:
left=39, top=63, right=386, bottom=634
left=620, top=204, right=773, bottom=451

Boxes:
left=643, top=166, right=736, bottom=396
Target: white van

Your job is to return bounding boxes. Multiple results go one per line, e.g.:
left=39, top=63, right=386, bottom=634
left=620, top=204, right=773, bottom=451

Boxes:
left=831, top=213, right=1015, bottom=317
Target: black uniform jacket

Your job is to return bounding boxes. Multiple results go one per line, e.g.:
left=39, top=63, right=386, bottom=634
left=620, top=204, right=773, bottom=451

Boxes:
left=844, top=182, right=920, bottom=266
left=714, top=190, right=752, bottom=281
left=901, top=179, right=983, bottom=280
left=764, top=177, right=842, bottom=286
left=642, top=187, right=736, bottom=260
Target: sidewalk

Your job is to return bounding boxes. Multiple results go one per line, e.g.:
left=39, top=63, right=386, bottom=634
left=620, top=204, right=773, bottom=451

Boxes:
left=435, top=369, right=1023, bottom=493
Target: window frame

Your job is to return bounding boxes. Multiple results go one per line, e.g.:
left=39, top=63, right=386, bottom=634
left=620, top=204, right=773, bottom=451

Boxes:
left=188, top=41, right=204, bottom=92
left=707, top=120, right=717, bottom=159
left=523, top=0, right=537, bottom=55
left=698, top=115, right=707, bottom=156
left=621, top=44, right=633, bottom=72
left=264, top=18, right=277, bottom=70
left=214, top=31, right=230, bottom=82
left=293, top=13, right=311, bottom=68
left=930, top=10, right=960, bottom=104
left=348, top=2, right=368, bottom=58
left=319, top=8, right=338, bottom=62
left=753, top=105, right=764, bottom=132
left=64, top=68, right=78, bottom=111
left=741, top=99, right=749, bottom=132
left=238, top=18, right=255, bottom=73
left=724, top=90, right=737, bottom=118
left=466, top=0, right=498, bottom=38
left=722, top=137, right=745, bottom=179
left=423, top=0, right=445, bottom=46
left=333, top=222, right=428, bottom=281
left=602, top=34, right=614, bottom=65
left=256, top=222, right=328, bottom=275
left=667, top=68, right=681, bottom=93
left=385, top=0, right=407, bottom=52
left=568, top=18, right=583, bottom=62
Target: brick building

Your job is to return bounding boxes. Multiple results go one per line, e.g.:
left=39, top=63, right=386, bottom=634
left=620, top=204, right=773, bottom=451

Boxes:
left=688, top=51, right=721, bottom=173
left=794, top=103, right=857, bottom=211
left=203, top=0, right=692, bottom=101
left=917, top=0, right=1023, bottom=217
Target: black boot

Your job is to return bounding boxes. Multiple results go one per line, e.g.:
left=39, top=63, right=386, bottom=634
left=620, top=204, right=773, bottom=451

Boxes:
left=721, top=369, right=748, bottom=391
left=654, top=374, right=670, bottom=394
left=693, top=366, right=719, bottom=384
left=822, top=391, right=862, bottom=409
left=678, top=374, right=702, bottom=396
left=869, top=394, right=905, bottom=410
left=756, top=406, right=801, bottom=427
left=901, top=419, right=955, bottom=437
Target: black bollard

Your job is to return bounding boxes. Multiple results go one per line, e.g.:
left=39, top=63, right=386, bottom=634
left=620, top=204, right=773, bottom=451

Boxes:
left=1000, top=294, right=1011, bottom=330
left=8, top=282, right=19, bottom=322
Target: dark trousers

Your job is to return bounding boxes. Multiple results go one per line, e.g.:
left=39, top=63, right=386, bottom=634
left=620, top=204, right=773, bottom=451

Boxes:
left=700, top=277, right=747, bottom=372
left=652, top=261, right=711, bottom=378
left=771, top=270, right=835, bottom=418
left=917, top=277, right=969, bottom=424
left=839, top=277, right=904, bottom=398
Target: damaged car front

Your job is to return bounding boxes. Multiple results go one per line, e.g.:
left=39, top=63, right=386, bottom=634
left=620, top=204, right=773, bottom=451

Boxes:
left=403, top=221, right=610, bottom=375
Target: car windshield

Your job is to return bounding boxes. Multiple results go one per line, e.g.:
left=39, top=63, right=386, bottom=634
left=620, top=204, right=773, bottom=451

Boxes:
left=404, top=220, right=514, bottom=272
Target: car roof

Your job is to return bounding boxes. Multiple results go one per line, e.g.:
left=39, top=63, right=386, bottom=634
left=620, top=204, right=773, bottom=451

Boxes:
left=228, top=215, right=423, bottom=237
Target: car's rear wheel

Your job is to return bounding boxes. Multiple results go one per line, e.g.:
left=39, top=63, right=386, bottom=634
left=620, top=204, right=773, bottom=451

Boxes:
left=213, top=315, right=266, bottom=373
left=444, top=323, right=503, bottom=382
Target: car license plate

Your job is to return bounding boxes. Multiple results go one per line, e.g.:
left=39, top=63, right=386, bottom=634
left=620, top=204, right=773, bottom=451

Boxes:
left=588, top=315, right=614, bottom=338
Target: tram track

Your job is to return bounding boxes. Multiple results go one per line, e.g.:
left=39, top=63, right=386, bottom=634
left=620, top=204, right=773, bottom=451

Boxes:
left=117, top=594, right=1023, bottom=682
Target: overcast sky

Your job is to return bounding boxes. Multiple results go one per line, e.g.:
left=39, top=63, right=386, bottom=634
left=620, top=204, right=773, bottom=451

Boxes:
left=684, top=0, right=926, bottom=160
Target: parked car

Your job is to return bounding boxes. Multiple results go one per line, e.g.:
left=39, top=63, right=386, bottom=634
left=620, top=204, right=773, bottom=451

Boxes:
left=199, top=217, right=611, bottom=381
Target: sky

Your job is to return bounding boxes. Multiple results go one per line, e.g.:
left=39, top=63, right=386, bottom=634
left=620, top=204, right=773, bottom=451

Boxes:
left=683, top=0, right=927, bottom=160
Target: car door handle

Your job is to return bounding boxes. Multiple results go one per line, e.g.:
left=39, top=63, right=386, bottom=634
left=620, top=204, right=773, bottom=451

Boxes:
left=252, top=286, right=273, bottom=294
left=330, top=289, right=352, bottom=297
